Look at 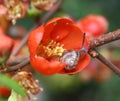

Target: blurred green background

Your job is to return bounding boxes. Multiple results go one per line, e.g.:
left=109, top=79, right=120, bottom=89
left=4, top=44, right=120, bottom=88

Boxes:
left=61, top=0, right=120, bottom=31
left=17, top=0, right=120, bottom=101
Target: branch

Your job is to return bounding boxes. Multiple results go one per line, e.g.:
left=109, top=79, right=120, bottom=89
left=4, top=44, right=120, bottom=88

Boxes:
left=89, top=49, right=120, bottom=77
left=89, top=29, right=120, bottom=49
left=1, top=57, right=30, bottom=73
left=87, top=29, right=120, bottom=77
left=7, top=55, right=29, bottom=66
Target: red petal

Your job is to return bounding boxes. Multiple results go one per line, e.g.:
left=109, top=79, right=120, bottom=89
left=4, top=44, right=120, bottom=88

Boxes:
left=42, top=17, right=73, bottom=44
left=44, top=17, right=88, bottom=50
left=30, top=55, right=66, bottom=75
left=28, top=25, right=44, bottom=56
left=59, top=24, right=88, bottom=50
left=46, top=17, right=73, bottom=26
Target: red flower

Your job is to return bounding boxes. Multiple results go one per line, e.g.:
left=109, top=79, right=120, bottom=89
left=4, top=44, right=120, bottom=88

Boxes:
left=0, top=27, right=13, bottom=56
left=76, top=14, right=108, bottom=39
left=28, top=17, right=90, bottom=75
left=0, top=86, right=11, bottom=98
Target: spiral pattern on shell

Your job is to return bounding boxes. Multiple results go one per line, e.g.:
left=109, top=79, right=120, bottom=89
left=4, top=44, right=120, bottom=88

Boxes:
left=60, top=50, right=80, bottom=71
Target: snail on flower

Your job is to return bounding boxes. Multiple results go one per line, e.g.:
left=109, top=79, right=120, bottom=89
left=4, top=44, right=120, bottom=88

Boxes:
left=60, top=33, right=88, bottom=71
left=28, top=17, right=90, bottom=75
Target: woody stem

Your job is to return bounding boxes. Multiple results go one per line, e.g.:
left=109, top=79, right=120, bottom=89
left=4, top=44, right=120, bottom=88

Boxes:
left=89, top=29, right=120, bottom=48
left=89, top=49, right=120, bottom=77
left=1, top=57, right=30, bottom=73
left=89, top=29, right=120, bottom=76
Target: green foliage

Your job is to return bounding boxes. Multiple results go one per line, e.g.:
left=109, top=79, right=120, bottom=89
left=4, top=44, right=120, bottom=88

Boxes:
left=0, top=74, right=26, bottom=97
left=61, top=0, right=120, bottom=31
left=93, top=75, right=120, bottom=101
left=111, top=49, right=120, bottom=61
left=39, top=74, right=82, bottom=93
left=62, top=0, right=102, bottom=19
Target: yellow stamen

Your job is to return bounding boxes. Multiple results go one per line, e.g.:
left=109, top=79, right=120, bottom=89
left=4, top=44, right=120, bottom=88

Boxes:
left=37, top=40, right=65, bottom=58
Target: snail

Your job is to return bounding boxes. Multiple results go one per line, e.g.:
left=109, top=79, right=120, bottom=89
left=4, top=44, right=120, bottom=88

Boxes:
left=60, top=33, right=88, bottom=71
left=60, top=50, right=80, bottom=71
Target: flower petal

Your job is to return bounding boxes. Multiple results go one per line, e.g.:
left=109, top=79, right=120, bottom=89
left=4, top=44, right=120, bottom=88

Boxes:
left=44, top=18, right=88, bottom=50
left=30, top=56, right=66, bottom=75
left=42, top=17, right=73, bottom=44
left=28, top=25, right=44, bottom=55
left=59, top=24, right=88, bottom=50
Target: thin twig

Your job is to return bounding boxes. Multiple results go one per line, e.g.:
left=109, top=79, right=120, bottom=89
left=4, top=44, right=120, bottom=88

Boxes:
left=88, top=29, right=120, bottom=76
left=10, top=0, right=63, bottom=57
left=3, top=57, right=30, bottom=73
left=89, top=49, right=120, bottom=77
left=7, top=55, right=29, bottom=66
left=89, top=29, right=120, bottom=49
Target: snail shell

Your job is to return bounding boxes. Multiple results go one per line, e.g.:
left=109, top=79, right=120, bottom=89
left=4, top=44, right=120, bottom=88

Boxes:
left=60, top=50, right=80, bottom=71
left=60, top=48, right=87, bottom=71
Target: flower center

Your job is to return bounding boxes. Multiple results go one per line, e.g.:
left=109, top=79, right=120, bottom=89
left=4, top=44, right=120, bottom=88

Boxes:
left=36, top=40, right=65, bottom=59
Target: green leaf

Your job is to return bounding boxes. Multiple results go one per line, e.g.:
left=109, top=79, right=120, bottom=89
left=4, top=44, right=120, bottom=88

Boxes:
left=0, top=74, right=26, bottom=97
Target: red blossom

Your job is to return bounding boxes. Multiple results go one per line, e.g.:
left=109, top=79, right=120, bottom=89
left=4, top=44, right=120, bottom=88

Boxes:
left=76, top=14, right=109, bottom=39
left=0, top=0, right=4, bottom=4
left=0, top=86, right=11, bottom=98
left=28, top=17, right=90, bottom=75
left=0, top=27, right=13, bottom=56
